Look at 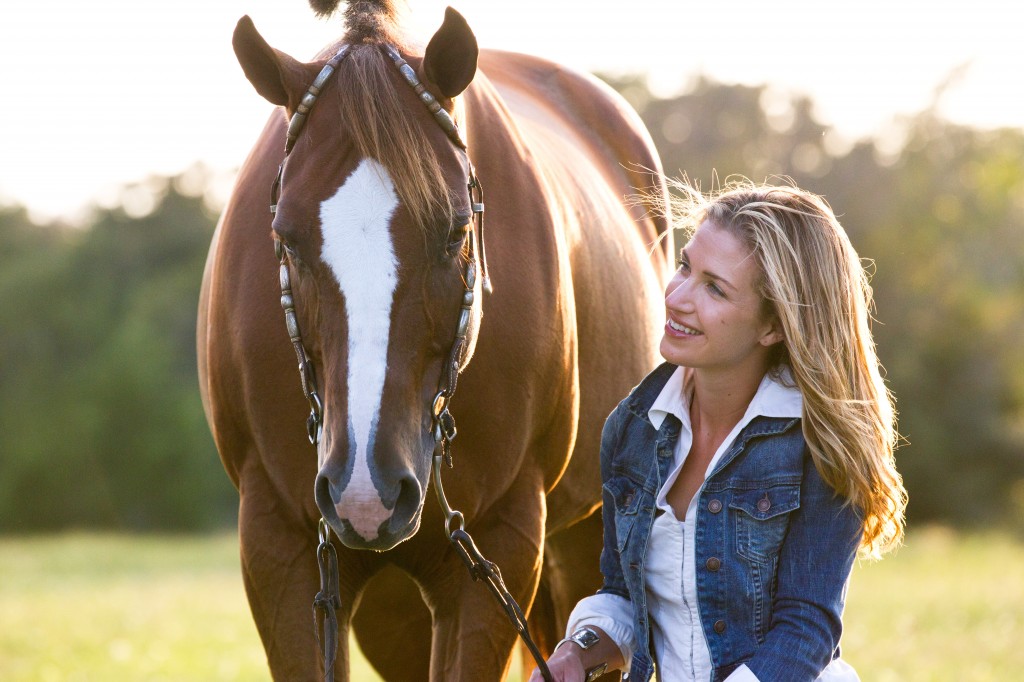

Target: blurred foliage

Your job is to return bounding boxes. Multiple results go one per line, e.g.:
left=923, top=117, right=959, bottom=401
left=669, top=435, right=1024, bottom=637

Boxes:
left=0, top=179, right=235, bottom=531
left=1, top=75, right=1022, bottom=531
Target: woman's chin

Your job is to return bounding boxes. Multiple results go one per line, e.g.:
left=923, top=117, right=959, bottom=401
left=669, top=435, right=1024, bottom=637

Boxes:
left=659, top=336, right=693, bottom=367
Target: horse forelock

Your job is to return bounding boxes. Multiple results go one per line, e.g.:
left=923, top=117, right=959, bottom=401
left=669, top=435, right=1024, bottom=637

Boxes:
left=332, top=44, right=456, bottom=242
left=345, top=1, right=406, bottom=43
left=309, top=0, right=404, bottom=35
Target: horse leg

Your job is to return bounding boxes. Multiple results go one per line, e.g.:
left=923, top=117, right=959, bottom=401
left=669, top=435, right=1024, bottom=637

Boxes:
left=534, top=510, right=617, bottom=680
left=521, top=514, right=599, bottom=656
left=421, top=476, right=547, bottom=681
left=541, top=509, right=605, bottom=627
left=238, top=472, right=362, bottom=681
left=352, top=565, right=432, bottom=681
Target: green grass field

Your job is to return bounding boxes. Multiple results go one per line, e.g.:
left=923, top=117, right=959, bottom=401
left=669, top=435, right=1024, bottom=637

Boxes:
left=1, top=527, right=1021, bottom=680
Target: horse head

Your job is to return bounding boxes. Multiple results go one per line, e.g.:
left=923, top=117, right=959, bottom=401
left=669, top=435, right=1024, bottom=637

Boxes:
left=232, top=9, right=482, bottom=550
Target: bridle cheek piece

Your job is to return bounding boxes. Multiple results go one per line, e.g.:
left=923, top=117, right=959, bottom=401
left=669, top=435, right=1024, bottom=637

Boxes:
left=268, top=43, right=552, bottom=682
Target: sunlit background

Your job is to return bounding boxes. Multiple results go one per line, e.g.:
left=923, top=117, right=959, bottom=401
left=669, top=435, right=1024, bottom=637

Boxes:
left=2, top=1, right=1023, bottom=680
left=1, top=0, right=1020, bottom=222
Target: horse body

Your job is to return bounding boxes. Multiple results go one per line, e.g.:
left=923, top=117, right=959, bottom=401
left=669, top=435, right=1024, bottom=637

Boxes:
left=199, top=9, right=669, bottom=680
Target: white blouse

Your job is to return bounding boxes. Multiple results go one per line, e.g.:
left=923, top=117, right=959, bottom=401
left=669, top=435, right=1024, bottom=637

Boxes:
left=565, top=367, right=860, bottom=681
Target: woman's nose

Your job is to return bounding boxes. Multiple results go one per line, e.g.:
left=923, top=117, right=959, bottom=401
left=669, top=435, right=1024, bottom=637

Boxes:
left=665, top=274, right=695, bottom=310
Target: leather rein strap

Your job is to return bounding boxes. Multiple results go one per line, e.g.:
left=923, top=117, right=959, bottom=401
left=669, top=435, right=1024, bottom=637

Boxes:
left=269, top=43, right=552, bottom=682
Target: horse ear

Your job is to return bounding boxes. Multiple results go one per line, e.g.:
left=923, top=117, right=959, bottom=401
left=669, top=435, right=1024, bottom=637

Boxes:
left=423, top=7, right=478, bottom=98
left=232, top=15, right=313, bottom=109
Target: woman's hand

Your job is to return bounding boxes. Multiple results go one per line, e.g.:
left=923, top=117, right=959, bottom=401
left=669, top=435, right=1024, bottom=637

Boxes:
left=528, top=642, right=587, bottom=682
left=530, top=625, right=623, bottom=681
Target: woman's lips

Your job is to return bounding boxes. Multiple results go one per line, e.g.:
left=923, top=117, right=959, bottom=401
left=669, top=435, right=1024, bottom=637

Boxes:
left=665, top=319, right=703, bottom=337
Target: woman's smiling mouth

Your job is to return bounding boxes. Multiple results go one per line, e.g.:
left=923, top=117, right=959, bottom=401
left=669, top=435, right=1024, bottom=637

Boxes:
left=666, top=319, right=703, bottom=336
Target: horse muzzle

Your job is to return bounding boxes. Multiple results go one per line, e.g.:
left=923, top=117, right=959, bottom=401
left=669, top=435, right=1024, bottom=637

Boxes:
left=314, top=463, right=424, bottom=551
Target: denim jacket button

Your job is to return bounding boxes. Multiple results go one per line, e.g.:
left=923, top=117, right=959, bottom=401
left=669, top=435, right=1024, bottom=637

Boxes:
left=708, top=499, right=723, bottom=513
left=624, top=493, right=634, bottom=507
left=757, top=496, right=771, bottom=512
left=706, top=556, right=721, bottom=572
left=713, top=619, right=727, bottom=634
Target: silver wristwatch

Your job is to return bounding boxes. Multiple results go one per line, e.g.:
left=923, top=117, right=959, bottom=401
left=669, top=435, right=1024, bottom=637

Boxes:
left=558, top=627, right=608, bottom=681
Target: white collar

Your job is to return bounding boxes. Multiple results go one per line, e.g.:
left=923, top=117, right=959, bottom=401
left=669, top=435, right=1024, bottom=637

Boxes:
left=648, top=366, right=802, bottom=433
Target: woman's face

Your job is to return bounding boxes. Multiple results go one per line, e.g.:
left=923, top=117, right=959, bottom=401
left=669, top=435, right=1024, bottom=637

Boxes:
left=660, top=221, right=782, bottom=372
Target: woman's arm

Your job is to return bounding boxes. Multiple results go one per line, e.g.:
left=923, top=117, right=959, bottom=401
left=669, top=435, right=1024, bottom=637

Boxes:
left=744, top=449, right=863, bottom=682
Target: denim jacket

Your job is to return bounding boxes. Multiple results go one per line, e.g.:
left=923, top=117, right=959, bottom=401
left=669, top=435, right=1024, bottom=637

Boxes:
left=597, top=363, right=863, bottom=682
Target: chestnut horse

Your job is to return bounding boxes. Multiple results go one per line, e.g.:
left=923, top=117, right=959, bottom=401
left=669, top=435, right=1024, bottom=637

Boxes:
left=198, top=4, right=670, bottom=680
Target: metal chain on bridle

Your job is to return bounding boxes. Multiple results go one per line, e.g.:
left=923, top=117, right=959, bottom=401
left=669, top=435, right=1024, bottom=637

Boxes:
left=269, top=43, right=553, bottom=682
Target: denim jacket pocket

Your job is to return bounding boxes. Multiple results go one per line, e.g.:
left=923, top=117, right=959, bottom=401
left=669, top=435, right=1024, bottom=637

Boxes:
left=730, top=483, right=801, bottom=564
left=604, top=475, right=643, bottom=552
left=729, top=482, right=801, bottom=643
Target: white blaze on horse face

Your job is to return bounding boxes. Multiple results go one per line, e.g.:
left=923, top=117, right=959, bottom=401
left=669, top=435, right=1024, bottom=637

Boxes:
left=319, top=158, right=399, bottom=542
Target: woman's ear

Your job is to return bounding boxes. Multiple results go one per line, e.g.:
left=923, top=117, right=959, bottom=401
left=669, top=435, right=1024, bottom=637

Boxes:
left=759, top=316, right=785, bottom=348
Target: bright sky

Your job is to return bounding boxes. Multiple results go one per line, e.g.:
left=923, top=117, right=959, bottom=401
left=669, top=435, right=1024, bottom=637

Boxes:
left=1, top=0, right=1020, bottom=223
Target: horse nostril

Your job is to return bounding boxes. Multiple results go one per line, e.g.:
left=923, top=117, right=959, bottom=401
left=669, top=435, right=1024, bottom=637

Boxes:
left=392, top=474, right=423, bottom=523
left=315, top=472, right=338, bottom=515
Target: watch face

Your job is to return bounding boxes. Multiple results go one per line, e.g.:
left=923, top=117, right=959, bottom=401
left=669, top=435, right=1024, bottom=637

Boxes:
left=572, top=627, right=600, bottom=649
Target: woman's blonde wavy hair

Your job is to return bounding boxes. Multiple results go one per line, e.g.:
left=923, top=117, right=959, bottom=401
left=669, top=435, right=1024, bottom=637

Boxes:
left=670, top=178, right=906, bottom=558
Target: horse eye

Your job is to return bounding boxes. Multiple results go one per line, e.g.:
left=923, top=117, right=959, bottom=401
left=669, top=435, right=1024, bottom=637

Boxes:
left=274, top=237, right=306, bottom=268
left=445, top=222, right=469, bottom=255
left=282, top=242, right=301, bottom=262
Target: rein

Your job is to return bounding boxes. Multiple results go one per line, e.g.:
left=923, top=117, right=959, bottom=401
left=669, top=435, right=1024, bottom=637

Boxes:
left=270, top=43, right=552, bottom=682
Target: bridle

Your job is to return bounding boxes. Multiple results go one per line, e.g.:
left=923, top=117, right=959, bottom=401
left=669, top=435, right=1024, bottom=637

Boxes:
left=269, top=43, right=553, bottom=682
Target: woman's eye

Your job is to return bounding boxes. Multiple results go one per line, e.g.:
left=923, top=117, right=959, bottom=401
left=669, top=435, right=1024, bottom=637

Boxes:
left=676, top=257, right=690, bottom=272
left=707, top=282, right=725, bottom=297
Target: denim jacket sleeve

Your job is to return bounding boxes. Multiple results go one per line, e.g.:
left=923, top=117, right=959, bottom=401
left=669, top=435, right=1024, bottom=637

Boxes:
left=596, top=404, right=630, bottom=600
left=744, top=447, right=863, bottom=682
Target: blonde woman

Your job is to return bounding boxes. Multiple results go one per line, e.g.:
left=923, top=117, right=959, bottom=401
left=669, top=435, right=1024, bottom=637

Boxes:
left=531, top=182, right=906, bottom=681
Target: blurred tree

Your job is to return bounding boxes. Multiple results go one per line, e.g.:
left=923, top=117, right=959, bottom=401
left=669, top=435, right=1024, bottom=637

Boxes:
left=847, top=119, right=1024, bottom=523
left=0, top=176, right=234, bottom=531
left=602, top=74, right=835, bottom=193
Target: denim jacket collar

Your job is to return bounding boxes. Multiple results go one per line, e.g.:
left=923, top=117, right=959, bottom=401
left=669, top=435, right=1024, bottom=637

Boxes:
left=624, top=362, right=803, bottom=479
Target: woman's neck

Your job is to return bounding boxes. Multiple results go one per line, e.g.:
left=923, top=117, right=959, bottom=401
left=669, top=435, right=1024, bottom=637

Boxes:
left=689, top=363, right=769, bottom=438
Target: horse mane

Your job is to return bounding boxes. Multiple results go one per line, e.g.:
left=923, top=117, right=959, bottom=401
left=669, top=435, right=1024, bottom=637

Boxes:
left=332, top=43, right=456, bottom=239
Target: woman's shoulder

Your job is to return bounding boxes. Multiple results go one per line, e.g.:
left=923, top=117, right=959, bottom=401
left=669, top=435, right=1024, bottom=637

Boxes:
left=613, top=362, right=679, bottom=420
left=600, top=363, right=678, bottom=473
